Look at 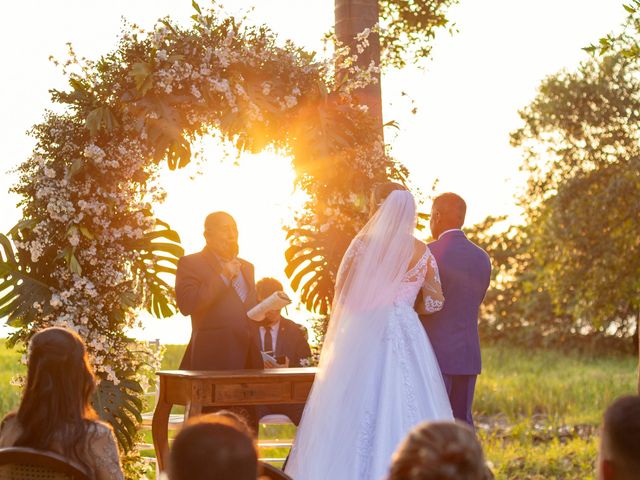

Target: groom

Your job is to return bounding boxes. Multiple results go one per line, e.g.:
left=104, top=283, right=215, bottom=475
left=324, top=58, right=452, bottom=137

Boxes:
left=418, top=193, right=491, bottom=428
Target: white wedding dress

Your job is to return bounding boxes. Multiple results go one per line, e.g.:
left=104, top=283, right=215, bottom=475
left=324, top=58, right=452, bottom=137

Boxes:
left=285, top=191, right=453, bottom=480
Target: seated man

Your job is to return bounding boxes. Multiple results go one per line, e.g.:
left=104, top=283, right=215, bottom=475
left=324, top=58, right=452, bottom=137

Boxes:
left=598, top=395, right=640, bottom=480
left=253, top=277, right=312, bottom=425
left=169, top=415, right=257, bottom=480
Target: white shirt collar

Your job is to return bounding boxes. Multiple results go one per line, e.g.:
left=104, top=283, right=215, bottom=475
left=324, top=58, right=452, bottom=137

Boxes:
left=438, top=228, right=463, bottom=240
left=261, top=319, right=280, bottom=331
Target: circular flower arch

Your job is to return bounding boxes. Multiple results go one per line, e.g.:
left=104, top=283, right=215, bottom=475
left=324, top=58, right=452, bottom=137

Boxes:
left=0, top=3, right=407, bottom=474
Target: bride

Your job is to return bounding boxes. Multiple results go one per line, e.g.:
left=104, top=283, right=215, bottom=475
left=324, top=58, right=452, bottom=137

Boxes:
left=285, top=184, right=454, bottom=480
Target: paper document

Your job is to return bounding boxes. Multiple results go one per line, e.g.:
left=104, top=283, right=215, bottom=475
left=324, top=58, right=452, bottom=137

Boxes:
left=248, top=291, right=292, bottom=321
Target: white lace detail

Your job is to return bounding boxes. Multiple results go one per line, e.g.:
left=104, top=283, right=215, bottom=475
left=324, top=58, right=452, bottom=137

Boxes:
left=356, top=410, right=374, bottom=478
left=394, top=248, right=429, bottom=306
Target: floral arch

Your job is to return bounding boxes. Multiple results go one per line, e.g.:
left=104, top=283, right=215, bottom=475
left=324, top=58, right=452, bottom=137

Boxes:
left=0, top=3, right=406, bottom=474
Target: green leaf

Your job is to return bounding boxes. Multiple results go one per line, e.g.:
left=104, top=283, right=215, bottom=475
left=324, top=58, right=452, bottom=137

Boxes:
left=160, top=19, right=178, bottom=36
left=0, top=234, right=53, bottom=327
left=624, top=4, right=636, bottom=13
left=93, top=378, right=144, bottom=451
left=192, top=0, right=202, bottom=14
left=130, top=62, right=153, bottom=95
left=69, top=253, right=82, bottom=275
left=85, top=107, right=104, bottom=138
left=79, top=226, right=94, bottom=240
left=68, top=158, right=84, bottom=179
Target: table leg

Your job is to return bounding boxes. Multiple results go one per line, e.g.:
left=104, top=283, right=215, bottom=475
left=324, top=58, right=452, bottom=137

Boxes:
left=186, top=401, right=203, bottom=419
left=152, top=385, right=172, bottom=472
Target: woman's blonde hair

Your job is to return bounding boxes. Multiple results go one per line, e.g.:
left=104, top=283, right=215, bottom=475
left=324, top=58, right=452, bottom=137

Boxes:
left=388, top=421, right=492, bottom=480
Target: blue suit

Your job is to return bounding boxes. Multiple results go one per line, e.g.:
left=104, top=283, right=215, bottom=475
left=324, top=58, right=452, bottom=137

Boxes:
left=418, top=230, right=491, bottom=428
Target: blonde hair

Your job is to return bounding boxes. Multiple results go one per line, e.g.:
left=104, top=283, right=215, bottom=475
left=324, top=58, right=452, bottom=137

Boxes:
left=388, top=421, right=491, bottom=480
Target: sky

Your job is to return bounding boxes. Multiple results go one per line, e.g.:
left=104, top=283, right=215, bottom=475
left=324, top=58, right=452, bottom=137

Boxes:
left=0, top=0, right=627, bottom=342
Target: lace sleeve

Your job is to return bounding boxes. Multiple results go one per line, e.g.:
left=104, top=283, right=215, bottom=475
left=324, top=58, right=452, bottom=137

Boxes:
left=89, top=423, right=124, bottom=480
left=421, top=251, right=444, bottom=314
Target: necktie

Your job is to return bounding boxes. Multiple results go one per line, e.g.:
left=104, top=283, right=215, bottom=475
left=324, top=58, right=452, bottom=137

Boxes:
left=232, top=272, right=247, bottom=303
left=263, top=326, right=273, bottom=353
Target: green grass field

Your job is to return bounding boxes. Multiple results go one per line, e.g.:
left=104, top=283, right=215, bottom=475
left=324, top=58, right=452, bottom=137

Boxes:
left=0, top=341, right=636, bottom=479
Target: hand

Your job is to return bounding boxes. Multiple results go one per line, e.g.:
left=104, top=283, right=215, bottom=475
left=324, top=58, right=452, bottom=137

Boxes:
left=263, top=358, right=279, bottom=369
left=222, top=259, right=241, bottom=280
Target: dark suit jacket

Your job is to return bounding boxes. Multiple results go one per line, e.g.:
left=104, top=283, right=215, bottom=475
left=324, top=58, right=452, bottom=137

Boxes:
left=175, top=248, right=262, bottom=371
left=252, top=317, right=311, bottom=367
left=253, top=316, right=311, bottom=424
left=418, top=230, right=491, bottom=375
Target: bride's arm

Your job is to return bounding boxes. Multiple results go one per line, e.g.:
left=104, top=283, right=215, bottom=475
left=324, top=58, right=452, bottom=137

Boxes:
left=420, top=251, right=444, bottom=314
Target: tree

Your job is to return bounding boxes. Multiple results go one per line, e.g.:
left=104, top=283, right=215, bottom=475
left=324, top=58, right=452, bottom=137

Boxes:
left=334, top=0, right=458, bottom=129
left=510, top=51, right=640, bottom=389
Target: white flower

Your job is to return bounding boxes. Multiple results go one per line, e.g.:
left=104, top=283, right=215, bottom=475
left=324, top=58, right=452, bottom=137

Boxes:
left=49, top=294, right=62, bottom=308
left=292, top=87, right=301, bottom=96
left=284, top=95, right=298, bottom=109
left=68, top=231, right=80, bottom=247
left=44, top=167, right=56, bottom=178
left=83, top=144, right=106, bottom=164
left=29, top=241, right=44, bottom=262
left=157, top=49, right=168, bottom=61
left=262, top=82, right=272, bottom=96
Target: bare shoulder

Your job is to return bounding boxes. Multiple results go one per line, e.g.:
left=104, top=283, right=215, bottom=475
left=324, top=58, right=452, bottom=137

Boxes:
left=412, top=238, right=428, bottom=256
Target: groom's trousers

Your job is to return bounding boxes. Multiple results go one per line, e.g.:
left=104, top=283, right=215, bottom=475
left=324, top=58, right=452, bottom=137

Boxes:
left=442, top=374, right=477, bottom=429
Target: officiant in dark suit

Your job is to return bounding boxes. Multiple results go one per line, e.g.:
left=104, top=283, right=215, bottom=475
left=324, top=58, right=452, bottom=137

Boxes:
left=175, top=212, right=262, bottom=371
left=252, top=277, right=311, bottom=425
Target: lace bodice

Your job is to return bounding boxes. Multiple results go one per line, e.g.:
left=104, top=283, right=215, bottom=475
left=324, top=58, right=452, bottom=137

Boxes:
left=395, top=247, right=444, bottom=313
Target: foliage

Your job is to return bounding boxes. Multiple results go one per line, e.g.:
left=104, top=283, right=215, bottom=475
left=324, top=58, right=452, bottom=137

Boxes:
left=586, top=1, right=640, bottom=58
left=378, top=0, right=459, bottom=68
left=510, top=51, right=640, bottom=336
left=469, top=46, right=640, bottom=349
left=1, top=3, right=409, bottom=475
left=2, top=342, right=635, bottom=479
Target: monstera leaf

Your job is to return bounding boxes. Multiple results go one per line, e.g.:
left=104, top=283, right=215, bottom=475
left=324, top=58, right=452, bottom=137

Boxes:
left=93, top=377, right=144, bottom=451
left=127, top=220, right=184, bottom=318
left=285, top=226, right=351, bottom=315
left=0, top=234, right=52, bottom=331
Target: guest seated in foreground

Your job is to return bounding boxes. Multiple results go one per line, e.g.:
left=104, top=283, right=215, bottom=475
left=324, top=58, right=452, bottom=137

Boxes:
left=169, top=415, right=258, bottom=480
left=598, top=395, right=640, bottom=480
left=388, top=421, right=493, bottom=480
left=0, top=327, right=124, bottom=480
left=253, top=277, right=311, bottom=425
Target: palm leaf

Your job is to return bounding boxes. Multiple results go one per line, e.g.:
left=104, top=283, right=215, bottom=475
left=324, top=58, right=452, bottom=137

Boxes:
left=92, top=378, right=144, bottom=451
left=0, top=234, right=53, bottom=328
left=285, top=226, right=351, bottom=315
left=127, top=221, right=184, bottom=318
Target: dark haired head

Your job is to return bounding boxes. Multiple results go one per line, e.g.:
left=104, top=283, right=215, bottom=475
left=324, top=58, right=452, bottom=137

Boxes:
left=598, top=395, right=640, bottom=480
left=203, top=211, right=239, bottom=260
left=10, top=327, right=98, bottom=475
left=370, top=182, right=408, bottom=216
left=388, top=421, right=492, bottom=480
left=256, top=277, right=284, bottom=302
left=170, top=415, right=257, bottom=480
left=430, top=193, right=466, bottom=240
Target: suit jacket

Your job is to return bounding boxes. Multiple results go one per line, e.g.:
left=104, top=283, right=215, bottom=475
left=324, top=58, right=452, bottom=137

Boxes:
left=252, top=317, right=311, bottom=367
left=418, top=230, right=491, bottom=375
left=175, top=248, right=262, bottom=370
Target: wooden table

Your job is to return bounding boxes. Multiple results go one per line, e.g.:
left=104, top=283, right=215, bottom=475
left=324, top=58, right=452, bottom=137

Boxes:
left=152, top=368, right=317, bottom=471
